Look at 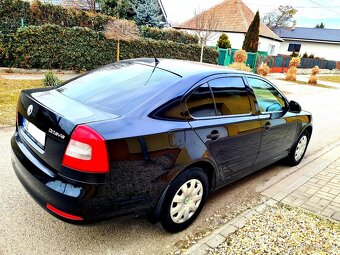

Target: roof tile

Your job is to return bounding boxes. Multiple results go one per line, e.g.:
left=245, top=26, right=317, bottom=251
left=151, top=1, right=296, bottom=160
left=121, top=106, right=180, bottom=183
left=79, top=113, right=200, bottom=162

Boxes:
left=174, top=0, right=282, bottom=41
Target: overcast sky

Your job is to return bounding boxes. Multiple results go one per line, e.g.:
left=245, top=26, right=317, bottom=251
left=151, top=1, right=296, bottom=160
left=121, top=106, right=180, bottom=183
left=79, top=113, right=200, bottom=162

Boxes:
left=161, top=0, right=340, bottom=29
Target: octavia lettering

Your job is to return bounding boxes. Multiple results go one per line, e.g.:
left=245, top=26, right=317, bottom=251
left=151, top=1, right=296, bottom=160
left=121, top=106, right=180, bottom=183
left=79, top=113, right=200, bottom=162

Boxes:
left=48, top=128, right=65, bottom=139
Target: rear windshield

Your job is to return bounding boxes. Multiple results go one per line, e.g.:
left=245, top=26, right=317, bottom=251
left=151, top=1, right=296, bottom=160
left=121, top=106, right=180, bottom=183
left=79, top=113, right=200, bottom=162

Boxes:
left=57, top=62, right=181, bottom=115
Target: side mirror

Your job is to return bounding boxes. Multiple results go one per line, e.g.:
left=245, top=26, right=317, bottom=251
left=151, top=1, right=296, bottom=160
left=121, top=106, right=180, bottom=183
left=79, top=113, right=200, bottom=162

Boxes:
left=289, top=100, right=301, bottom=113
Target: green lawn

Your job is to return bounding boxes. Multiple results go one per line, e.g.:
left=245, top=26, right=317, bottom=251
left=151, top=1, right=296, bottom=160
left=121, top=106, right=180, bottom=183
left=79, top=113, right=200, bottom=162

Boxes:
left=0, top=78, right=43, bottom=126
left=318, top=76, right=340, bottom=83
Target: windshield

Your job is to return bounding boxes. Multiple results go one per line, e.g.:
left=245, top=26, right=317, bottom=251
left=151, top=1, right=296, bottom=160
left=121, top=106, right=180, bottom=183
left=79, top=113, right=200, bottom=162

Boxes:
left=57, top=62, right=181, bottom=115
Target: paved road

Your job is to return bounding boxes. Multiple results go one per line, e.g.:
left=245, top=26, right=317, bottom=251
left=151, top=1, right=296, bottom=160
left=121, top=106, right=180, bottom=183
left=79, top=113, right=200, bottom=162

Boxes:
left=0, top=78, right=339, bottom=255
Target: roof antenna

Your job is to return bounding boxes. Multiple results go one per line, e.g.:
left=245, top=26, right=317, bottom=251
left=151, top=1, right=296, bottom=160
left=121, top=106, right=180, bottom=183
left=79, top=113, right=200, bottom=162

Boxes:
left=143, top=40, right=160, bottom=86
left=145, top=39, right=160, bottom=66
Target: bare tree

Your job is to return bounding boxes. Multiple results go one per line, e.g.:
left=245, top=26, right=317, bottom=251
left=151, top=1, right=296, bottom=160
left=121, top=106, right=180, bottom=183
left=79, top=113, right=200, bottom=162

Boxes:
left=84, top=0, right=97, bottom=12
left=104, top=19, right=140, bottom=61
left=192, top=8, right=219, bottom=62
left=262, top=5, right=297, bottom=31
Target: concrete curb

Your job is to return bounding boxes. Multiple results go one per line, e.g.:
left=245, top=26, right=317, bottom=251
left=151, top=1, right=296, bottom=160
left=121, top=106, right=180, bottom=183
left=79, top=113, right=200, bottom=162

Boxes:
left=296, top=68, right=340, bottom=75
left=0, top=67, right=79, bottom=74
left=0, top=125, right=14, bottom=130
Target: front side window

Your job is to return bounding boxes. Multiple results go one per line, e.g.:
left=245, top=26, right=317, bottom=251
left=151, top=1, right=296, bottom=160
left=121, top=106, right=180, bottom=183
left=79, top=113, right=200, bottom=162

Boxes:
left=208, top=77, right=251, bottom=116
left=186, top=83, right=216, bottom=118
left=247, top=77, right=286, bottom=113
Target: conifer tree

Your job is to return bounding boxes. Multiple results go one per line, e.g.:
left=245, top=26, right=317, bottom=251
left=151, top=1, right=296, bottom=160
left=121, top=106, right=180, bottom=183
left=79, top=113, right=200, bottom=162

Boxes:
left=135, top=0, right=163, bottom=27
left=242, top=11, right=260, bottom=52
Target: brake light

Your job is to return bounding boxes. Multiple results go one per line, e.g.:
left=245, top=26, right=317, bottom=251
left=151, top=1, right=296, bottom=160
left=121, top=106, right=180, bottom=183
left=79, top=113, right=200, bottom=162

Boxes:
left=62, top=125, right=109, bottom=173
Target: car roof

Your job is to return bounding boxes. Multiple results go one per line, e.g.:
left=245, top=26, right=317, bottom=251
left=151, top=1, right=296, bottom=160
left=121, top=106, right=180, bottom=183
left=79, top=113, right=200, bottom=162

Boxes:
left=125, top=58, right=247, bottom=78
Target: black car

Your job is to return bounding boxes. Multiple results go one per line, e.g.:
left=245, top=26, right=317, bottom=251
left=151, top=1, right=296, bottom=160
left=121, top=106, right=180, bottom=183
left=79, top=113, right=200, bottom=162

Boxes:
left=11, top=59, right=312, bottom=232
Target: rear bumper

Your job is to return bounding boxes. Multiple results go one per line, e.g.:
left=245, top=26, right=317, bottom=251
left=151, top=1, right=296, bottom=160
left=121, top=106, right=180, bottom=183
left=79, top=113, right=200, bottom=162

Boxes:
left=11, top=132, right=93, bottom=222
left=11, top=132, right=153, bottom=223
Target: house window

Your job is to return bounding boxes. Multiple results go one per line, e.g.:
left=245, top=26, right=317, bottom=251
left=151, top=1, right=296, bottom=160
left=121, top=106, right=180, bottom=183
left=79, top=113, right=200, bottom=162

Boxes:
left=268, top=44, right=275, bottom=55
left=288, top=43, right=301, bottom=52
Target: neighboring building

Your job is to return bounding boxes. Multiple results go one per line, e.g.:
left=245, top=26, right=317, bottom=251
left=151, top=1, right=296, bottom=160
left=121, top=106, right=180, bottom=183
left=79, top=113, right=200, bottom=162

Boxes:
left=174, top=0, right=282, bottom=55
left=276, top=27, right=340, bottom=61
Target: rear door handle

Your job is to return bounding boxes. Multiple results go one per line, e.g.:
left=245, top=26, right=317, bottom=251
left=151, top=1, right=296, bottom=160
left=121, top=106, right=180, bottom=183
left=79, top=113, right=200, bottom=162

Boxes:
left=206, top=130, right=220, bottom=140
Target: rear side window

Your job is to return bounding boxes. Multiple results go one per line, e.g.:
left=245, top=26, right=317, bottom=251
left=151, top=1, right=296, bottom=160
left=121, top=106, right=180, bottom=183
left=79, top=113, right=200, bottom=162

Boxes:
left=186, top=83, right=216, bottom=118
left=208, top=77, right=251, bottom=116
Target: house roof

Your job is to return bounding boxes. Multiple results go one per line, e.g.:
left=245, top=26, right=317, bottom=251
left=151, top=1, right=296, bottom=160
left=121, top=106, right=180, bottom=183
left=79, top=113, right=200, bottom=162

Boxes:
left=174, top=0, right=282, bottom=42
left=275, top=27, right=340, bottom=43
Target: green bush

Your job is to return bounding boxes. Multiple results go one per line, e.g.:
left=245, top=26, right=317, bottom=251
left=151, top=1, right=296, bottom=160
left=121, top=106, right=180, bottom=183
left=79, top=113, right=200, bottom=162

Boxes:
left=43, top=71, right=61, bottom=87
left=290, top=51, right=299, bottom=57
left=141, top=26, right=198, bottom=44
left=217, top=33, right=231, bottom=49
left=1, top=24, right=218, bottom=70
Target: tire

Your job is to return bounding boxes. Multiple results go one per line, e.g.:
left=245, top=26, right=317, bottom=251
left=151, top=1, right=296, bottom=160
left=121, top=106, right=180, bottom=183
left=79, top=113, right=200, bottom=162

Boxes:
left=286, top=129, right=310, bottom=166
left=160, top=168, right=208, bottom=233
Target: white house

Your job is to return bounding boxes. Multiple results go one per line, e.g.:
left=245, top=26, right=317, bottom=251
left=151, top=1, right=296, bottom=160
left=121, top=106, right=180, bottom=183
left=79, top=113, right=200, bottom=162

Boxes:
left=276, top=27, right=340, bottom=61
left=174, top=0, right=283, bottom=55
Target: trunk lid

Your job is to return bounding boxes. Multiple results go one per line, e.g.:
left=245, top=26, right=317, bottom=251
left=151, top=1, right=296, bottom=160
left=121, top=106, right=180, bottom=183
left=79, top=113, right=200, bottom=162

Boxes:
left=17, top=87, right=118, bottom=172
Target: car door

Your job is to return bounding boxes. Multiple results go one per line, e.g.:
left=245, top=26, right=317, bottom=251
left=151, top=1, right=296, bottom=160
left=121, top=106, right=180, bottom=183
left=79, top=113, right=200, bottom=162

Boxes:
left=246, top=77, right=298, bottom=170
left=185, top=76, right=262, bottom=182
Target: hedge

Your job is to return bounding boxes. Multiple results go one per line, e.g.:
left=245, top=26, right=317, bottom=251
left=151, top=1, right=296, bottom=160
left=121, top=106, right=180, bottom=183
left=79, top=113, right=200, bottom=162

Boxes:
left=0, top=0, right=113, bottom=33
left=0, top=24, right=218, bottom=70
left=141, top=26, right=199, bottom=44
left=0, top=0, right=200, bottom=45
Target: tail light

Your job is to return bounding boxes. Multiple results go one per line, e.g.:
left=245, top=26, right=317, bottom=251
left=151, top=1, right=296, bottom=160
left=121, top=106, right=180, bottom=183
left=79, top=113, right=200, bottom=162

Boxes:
left=62, top=125, right=109, bottom=173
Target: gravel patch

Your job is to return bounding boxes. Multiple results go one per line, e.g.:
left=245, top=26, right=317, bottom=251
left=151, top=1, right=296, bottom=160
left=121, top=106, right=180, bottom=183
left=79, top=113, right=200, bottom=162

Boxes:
left=173, top=197, right=265, bottom=252
left=206, top=204, right=340, bottom=255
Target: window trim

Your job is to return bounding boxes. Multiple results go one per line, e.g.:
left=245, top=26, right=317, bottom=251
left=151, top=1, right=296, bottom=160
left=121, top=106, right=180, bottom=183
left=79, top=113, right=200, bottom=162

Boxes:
left=184, top=76, right=253, bottom=121
left=184, top=82, right=218, bottom=119
left=245, top=76, right=289, bottom=115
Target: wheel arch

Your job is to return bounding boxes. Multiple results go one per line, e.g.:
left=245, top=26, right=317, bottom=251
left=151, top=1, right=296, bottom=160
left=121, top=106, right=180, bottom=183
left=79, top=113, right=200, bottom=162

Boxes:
left=182, top=161, right=217, bottom=192
left=291, top=124, right=312, bottom=152
left=304, top=124, right=313, bottom=137
left=150, top=159, right=217, bottom=223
